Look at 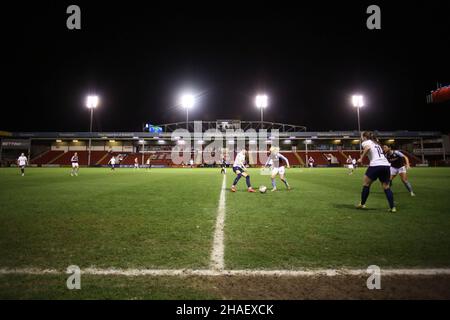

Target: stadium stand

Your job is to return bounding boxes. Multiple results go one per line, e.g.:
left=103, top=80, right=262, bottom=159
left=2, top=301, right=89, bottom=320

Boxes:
left=32, top=151, right=64, bottom=165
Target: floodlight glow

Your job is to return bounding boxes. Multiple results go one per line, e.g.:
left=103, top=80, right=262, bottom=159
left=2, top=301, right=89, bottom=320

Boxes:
left=255, top=94, right=268, bottom=108
left=73, top=140, right=79, bottom=143
left=157, top=140, right=165, bottom=144
left=180, top=94, right=195, bottom=109
left=305, top=139, right=312, bottom=144
left=284, top=140, right=292, bottom=144
left=86, top=95, right=99, bottom=109
left=56, top=140, right=62, bottom=143
left=352, top=95, right=364, bottom=108
left=109, top=140, right=115, bottom=143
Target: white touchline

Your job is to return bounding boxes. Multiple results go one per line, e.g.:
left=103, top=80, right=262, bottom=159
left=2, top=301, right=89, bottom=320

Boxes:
left=210, top=174, right=227, bottom=271
left=2, top=268, right=450, bottom=277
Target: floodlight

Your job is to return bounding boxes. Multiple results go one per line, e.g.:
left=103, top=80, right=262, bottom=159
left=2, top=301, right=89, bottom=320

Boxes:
left=86, top=95, right=99, bottom=109
left=352, top=95, right=364, bottom=108
left=255, top=94, right=268, bottom=109
left=180, top=94, right=195, bottom=109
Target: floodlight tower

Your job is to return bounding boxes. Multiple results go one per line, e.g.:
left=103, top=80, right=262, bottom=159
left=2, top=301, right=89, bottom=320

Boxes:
left=86, top=95, right=99, bottom=166
left=352, top=94, right=364, bottom=152
left=255, top=94, right=268, bottom=129
left=180, top=94, right=195, bottom=130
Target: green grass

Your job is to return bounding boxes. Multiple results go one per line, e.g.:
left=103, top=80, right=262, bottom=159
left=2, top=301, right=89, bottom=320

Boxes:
left=0, top=168, right=221, bottom=269
left=1, top=166, right=450, bottom=298
left=225, top=167, right=450, bottom=269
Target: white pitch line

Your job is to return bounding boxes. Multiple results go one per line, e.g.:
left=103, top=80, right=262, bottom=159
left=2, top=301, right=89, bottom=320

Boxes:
left=2, top=268, right=450, bottom=277
left=210, top=174, right=227, bottom=271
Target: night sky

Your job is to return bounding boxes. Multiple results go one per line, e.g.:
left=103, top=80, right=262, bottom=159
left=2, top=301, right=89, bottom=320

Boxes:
left=2, top=1, right=449, bottom=132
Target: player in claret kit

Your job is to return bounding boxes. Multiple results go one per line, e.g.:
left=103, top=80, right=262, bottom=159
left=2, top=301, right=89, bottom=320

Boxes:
left=231, top=149, right=256, bottom=193
left=17, top=153, right=28, bottom=176
left=264, top=146, right=291, bottom=191
left=308, top=156, right=315, bottom=168
left=383, top=144, right=415, bottom=196
left=357, top=131, right=396, bottom=212
left=346, top=155, right=356, bottom=175
left=70, top=152, right=79, bottom=176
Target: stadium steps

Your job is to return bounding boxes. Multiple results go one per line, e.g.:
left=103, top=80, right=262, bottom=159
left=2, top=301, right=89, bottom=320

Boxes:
left=294, top=152, right=305, bottom=166
left=96, top=152, right=110, bottom=165
left=31, top=149, right=50, bottom=164
left=48, top=151, right=67, bottom=164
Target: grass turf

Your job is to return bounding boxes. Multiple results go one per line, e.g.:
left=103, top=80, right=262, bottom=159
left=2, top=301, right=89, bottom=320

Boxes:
left=0, top=168, right=221, bottom=269
left=225, top=167, right=450, bottom=269
left=1, top=166, right=450, bottom=298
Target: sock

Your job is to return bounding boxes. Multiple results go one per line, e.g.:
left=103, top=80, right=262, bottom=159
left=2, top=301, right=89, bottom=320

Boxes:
left=233, top=174, right=242, bottom=186
left=384, top=188, right=395, bottom=209
left=281, top=178, right=289, bottom=188
left=389, top=180, right=393, bottom=187
left=402, top=180, right=413, bottom=193
left=21, top=168, right=24, bottom=174
left=271, top=178, right=276, bottom=188
left=361, top=185, right=370, bottom=205
left=245, top=175, right=251, bottom=188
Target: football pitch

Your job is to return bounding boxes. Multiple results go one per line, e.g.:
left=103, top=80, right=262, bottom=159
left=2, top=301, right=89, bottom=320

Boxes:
left=1, top=167, right=450, bottom=299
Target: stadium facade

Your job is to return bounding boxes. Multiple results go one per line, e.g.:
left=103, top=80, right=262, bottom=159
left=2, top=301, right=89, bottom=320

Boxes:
left=1, top=121, right=449, bottom=167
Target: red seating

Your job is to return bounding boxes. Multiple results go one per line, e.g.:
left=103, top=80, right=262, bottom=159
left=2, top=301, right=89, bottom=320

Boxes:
left=32, top=151, right=64, bottom=165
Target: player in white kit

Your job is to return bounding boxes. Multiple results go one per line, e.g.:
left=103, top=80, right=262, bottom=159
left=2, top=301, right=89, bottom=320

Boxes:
left=231, top=149, right=256, bottom=193
left=357, top=131, right=396, bottom=212
left=264, top=146, right=291, bottom=191
left=17, top=153, right=28, bottom=176
left=108, top=156, right=116, bottom=171
left=134, top=157, right=139, bottom=169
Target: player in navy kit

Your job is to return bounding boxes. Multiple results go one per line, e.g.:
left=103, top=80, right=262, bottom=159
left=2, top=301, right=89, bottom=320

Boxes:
left=357, top=131, right=396, bottom=212
left=383, top=144, right=415, bottom=196
left=220, top=157, right=227, bottom=174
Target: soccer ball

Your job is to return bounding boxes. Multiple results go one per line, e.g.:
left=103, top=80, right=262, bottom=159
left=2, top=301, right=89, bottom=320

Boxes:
left=259, top=185, right=267, bottom=193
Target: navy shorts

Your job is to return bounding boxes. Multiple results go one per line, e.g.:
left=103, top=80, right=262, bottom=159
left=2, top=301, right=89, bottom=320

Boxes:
left=233, top=166, right=244, bottom=174
left=365, top=166, right=391, bottom=184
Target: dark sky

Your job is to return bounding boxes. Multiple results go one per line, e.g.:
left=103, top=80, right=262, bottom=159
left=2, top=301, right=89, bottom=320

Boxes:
left=2, top=1, right=450, bottom=132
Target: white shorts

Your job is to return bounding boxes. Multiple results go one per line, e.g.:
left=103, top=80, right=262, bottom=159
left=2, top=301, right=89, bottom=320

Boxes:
left=271, top=166, right=286, bottom=176
left=72, top=163, right=79, bottom=168
left=390, top=166, right=406, bottom=176
left=348, top=164, right=354, bottom=169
